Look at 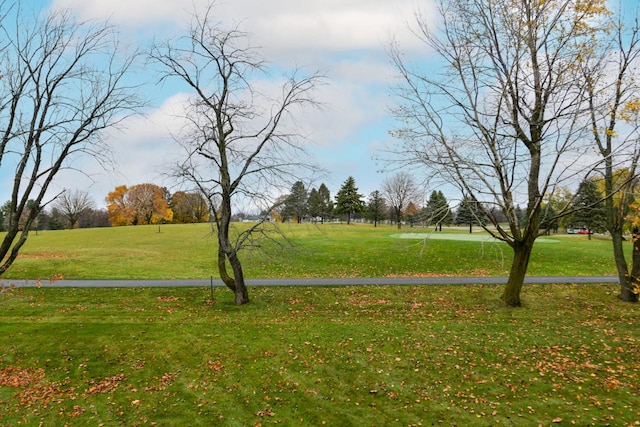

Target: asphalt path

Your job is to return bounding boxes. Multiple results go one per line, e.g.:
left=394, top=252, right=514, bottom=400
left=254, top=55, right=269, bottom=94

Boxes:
left=1, top=276, right=619, bottom=288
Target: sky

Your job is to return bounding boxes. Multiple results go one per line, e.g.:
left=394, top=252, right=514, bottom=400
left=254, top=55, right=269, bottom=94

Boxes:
left=2, top=0, right=437, bottom=209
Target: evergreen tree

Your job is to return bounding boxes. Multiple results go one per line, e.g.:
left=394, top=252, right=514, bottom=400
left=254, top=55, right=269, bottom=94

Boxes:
left=307, top=188, right=321, bottom=222
left=424, top=190, right=452, bottom=231
left=335, top=176, right=364, bottom=225
left=308, top=183, right=333, bottom=223
left=570, top=179, right=606, bottom=239
left=367, top=190, right=388, bottom=227
left=455, top=196, right=485, bottom=233
left=284, top=181, right=308, bottom=223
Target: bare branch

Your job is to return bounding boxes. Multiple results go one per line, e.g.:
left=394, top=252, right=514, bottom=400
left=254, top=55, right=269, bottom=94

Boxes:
left=0, top=2, right=144, bottom=276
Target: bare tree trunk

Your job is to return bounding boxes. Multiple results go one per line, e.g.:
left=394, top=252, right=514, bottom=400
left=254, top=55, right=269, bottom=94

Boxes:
left=501, top=242, right=533, bottom=307
left=216, top=193, right=250, bottom=304
left=217, top=247, right=235, bottom=291
left=623, top=229, right=640, bottom=302
left=227, top=251, right=249, bottom=304
left=217, top=233, right=250, bottom=304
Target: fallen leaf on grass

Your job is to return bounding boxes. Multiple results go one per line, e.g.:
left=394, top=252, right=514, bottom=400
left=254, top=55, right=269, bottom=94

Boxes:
left=256, top=408, right=275, bottom=417
left=86, top=374, right=126, bottom=394
left=144, top=372, right=180, bottom=392
left=18, top=381, right=75, bottom=406
left=156, top=296, right=180, bottom=302
left=0, top=366, right=45, bottom=387
left=208, top=360, right=224, bottom=371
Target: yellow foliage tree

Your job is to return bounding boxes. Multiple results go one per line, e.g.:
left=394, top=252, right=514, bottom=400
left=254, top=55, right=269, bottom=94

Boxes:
left=127, top=184, right=173, bottom=225
left=106, top=185, right=130, bottom=226
left=106, top=184, right=173, bottom=226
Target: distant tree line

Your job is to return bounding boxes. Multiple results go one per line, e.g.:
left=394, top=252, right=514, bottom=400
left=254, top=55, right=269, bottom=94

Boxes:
left=0, top=175, right=614, bottom=233
left=106, top=184, right=210, bottom=226
left=0, top=185, right=212, bottom=231
left=272, top=174, right=617, bottom=236
left=276, top=175, right=460, bottom=229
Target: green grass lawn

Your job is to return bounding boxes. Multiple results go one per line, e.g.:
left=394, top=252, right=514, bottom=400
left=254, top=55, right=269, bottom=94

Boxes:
left=1, top=223, right=637, bottom=426
left=1, top=284, right=638, bottom=426
left=1, top=223, right=619, bottom=280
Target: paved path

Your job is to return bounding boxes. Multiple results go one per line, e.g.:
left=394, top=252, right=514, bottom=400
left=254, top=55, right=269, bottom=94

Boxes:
left=1, top=276, right=619, bottom=288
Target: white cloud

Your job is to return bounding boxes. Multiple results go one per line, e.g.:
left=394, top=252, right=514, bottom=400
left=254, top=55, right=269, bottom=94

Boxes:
left=38, top=0, right=438, bottom=205
left=46, top=93, right=191, bottom=207
left=50, top=0, right=427, bottom=49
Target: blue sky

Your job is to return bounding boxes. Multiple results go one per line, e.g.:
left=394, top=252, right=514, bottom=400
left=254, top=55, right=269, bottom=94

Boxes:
left=0, top=0, right=437, bottom=209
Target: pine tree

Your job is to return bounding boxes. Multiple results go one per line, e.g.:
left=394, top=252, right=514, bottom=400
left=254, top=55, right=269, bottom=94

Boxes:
left=335, top=176, right=364, bottom=225
left=284, top=181, right=308, bottom=223
left=425, top=190, right=452, bottom=231
left=367, top=190, right=387, bottom=227
left=308, top=183, right=333, bottom=223
left=570, top=179, right=606, bottom=239
left=455, top=196, right=485, bottom=233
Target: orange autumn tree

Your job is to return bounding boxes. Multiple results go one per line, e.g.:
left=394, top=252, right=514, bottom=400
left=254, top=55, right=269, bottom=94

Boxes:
left=128, top=184, right=172, bottom=225
left=106, top=185, right=130, bottom=226
left=171, top=191, right=210, bottom=223
left=106, top=184, right=173, bottom=226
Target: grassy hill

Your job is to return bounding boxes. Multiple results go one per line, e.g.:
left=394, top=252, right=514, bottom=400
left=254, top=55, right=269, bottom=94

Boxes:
left=2, top=222, right=619, bottom=280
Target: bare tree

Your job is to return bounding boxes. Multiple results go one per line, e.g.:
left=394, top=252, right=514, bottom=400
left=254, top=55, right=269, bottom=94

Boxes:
left=53, top=189, right=95, bottom=229
left=382, top=172, right=419, bottom=229
left=0, top=3, right=142, bottom=275
left=582, top=12, right=640, bottom=302
left=391, top=0, right=608, bottom=306
left=150, top=4, right=324, bottom=304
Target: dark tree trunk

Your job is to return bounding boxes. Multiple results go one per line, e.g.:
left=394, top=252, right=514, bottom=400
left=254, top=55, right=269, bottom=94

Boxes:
left=0, top=206, right=38, bottom=275
left=395, top=207, right=402, bottom=229
left=501, top=241, right=534, bottom=307
left=217, top=235, right=250, bottom=304
left=227, top=250, right=249, bottom=304
left=215, top=189, right=250, bottom=304
left=217, top=247, right=235, bottom=291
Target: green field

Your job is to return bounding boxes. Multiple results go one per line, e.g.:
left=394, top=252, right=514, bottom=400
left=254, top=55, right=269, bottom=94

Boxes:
left=1, top=223, right=638, bottom=426
left=1, top=223, right=619, bottom=280
left=2, top=284, right=639, bottom=426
